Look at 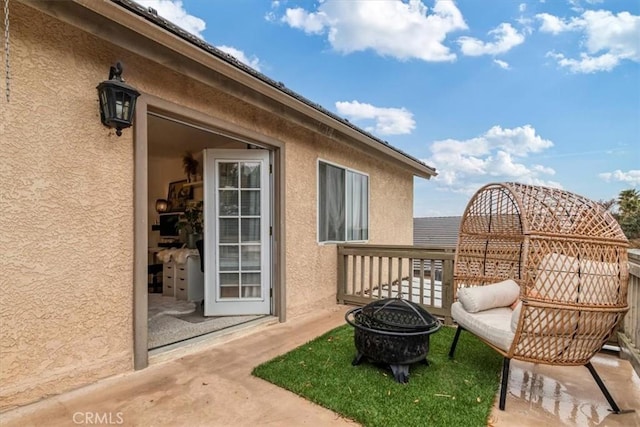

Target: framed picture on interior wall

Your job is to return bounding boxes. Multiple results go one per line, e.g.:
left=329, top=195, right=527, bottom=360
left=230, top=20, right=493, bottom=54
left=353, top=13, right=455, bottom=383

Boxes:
left=167, top=179, right=193, bottom=212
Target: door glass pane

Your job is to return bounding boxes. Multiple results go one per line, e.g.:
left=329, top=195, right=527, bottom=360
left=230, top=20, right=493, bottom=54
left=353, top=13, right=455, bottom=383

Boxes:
left=219, top=190, right=238, bottom=216
left=241, top=273, right=260, bottom=285
left=241, top=190, right=260, bottom=216
left=241, top=286, right=261, bottom=298
left=241, top=218, right=260, bottom=243
left=241, top=273, right=261, bottom=298
left=241, top=245, right=260, bottom=270
left=221, top=273, right=239, bottom=285
left=219, top=218, right=238, bottom=243
left=241, top=163, right=260, bottom=188
left=219, top=162, right=238, bottom=188
left=220, top=246, right=239, bottom=271
left=220, top=273, right=239, bottom=298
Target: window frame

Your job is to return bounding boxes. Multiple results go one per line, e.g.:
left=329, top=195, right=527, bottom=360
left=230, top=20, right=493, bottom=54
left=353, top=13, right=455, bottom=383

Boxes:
left=317, top=158, right=370, bottom=244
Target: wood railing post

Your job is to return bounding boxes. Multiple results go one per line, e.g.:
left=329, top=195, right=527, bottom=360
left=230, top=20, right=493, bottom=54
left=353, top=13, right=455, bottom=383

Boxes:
left=442, top=252, right=455, bottom=325
left=337, top=245, right=345, bottom=304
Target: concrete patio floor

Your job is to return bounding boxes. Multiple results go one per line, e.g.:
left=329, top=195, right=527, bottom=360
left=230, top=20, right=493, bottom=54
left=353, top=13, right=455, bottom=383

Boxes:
left=1, top=304, right=639, bottom=427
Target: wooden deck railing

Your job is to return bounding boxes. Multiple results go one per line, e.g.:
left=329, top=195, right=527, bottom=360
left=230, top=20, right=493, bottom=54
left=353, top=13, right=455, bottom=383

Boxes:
left=620, top=249, right=640, bottom=375
left=337, top=244, right=455, bottom=324
left=337, top=244, right=640, bottom=361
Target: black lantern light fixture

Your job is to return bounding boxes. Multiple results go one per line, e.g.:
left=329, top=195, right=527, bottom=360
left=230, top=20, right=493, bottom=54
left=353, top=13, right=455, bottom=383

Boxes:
left=97, top=62, right=140, bottom=136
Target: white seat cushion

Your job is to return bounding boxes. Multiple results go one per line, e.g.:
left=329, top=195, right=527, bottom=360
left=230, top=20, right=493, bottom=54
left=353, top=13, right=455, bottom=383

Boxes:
left=457, top=279, right=520, bottom=313
left=510, top=302, right=580, bottom=335
left=452, top=302, right=514, bottom=352
left=510, top=302, right=521, bottom=333
left=535, top=253, right=579, bottom=301
left=579, top=259, right=619, bottom=304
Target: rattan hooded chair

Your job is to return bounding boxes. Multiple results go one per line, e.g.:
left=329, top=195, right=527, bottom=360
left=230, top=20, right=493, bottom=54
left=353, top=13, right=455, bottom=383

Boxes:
left=447, top=182, right=629, bottom=412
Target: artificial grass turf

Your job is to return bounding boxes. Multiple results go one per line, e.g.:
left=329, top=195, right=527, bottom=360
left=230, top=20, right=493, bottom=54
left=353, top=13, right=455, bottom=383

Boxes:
left=252, top=324, right=502, bottom=427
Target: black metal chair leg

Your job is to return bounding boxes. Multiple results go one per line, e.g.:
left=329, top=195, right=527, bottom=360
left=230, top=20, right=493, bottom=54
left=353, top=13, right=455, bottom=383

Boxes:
left=585, top=362, right=621, bottom=414
left=499, top=357, right=511, bottom=410
left=448, top=326, right=464, bottom=359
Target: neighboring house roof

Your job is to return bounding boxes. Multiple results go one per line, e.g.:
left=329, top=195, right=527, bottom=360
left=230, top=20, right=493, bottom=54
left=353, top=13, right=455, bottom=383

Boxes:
left=413, top=216, right=461, bottom=249
left=107, top=0, right=436, bottom=178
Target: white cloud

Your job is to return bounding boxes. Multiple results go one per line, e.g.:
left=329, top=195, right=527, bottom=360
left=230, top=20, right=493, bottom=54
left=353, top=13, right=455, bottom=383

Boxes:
left=279, top=0, right=468, bottom=62
left=458, top=23, right=525, bottom=56
left=599, top=170, right=640, bottom=186
left=519, top=3, right=527, bottom=13
left=484, top=124, right=554, bottom=155
left=537, top=10, right=640, bottom=73
left=546, top=51, right=620, bottom=73
left=424, top=125, right=557, bottom=192
left=265, top=1, right=282, bottom=22
left=217, top=46, right=262, bottom=71
left=568, top=0, right=604, bottom=13
left=335, top=101, right=415, bottom=136
left=282, top=7, right=329, bottom=34
left=580, top=11, right=640, bottom=60
left=537, top=13, right=577, bottom=34
left=494, top=59, right=511, bottom=69
left=137, top=0, right=206, bottom=38
left=517, top=16, right=535, bottom=34
left=138, top=1, right=263, bottom=71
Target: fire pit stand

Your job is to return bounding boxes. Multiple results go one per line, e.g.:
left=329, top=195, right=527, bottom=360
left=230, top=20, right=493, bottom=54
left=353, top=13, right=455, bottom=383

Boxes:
left=345, top=298, right=441, bottom=383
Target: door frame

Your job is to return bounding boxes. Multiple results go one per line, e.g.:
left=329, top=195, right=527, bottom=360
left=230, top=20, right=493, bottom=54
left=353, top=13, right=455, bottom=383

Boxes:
left=133, top=94, right=286, bottom=370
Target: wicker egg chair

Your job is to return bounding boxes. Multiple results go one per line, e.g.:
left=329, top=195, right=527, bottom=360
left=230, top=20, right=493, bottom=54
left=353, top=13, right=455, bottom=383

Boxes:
left=448, top=182, right=629, bottom=412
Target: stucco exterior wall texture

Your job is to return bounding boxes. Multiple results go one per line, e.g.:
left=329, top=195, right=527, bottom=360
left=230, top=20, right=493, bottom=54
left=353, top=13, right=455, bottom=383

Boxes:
left=1, top=3, right=414, bottom=410
left=1, top=4, right=135, bottom=410
left=283, top=130, right=414, bottom=317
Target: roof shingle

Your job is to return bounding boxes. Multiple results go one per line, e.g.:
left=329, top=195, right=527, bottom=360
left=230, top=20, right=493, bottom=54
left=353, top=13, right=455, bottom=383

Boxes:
left=413, top=216, right=461, bottom=249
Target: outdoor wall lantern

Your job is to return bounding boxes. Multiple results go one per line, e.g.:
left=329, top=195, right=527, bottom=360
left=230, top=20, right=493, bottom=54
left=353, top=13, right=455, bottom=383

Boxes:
left=97, top=62, right=140, bottom=136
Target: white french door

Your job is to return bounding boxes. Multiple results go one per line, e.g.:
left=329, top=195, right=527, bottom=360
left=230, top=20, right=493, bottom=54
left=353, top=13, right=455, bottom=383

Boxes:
left=203, top=149, right=271, bottom=316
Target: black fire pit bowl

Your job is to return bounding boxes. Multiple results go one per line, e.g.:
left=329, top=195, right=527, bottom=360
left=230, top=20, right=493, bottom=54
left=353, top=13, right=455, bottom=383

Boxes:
left=345, top=298, right=441, bottom=383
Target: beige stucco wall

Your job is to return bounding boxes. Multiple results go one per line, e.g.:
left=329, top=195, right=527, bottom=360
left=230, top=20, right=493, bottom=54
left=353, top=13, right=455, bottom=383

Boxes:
left=1, top=2, right=414, bottom=410
left=283, top=129, right=414, bottom=317
left=0, top=2, right=135, bottom=411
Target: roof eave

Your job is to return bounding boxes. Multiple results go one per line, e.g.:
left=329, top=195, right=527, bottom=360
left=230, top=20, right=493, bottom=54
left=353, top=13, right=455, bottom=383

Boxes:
left=22, top=0, right=437, bottom=179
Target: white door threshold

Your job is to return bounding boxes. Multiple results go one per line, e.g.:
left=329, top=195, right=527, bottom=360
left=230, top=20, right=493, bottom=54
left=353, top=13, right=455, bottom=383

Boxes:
left=148, top=315, right=278, bottom=364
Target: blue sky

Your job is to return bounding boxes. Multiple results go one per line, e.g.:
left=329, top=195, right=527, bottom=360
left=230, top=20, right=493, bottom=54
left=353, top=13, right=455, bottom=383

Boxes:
left=138, top=0, right=639, bottom=217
